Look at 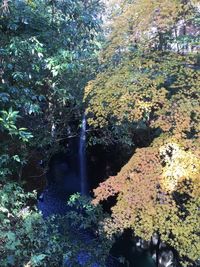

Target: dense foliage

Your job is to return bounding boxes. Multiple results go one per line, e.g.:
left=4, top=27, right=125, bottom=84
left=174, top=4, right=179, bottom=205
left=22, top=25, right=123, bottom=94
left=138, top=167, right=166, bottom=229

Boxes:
left=0, top=1, right=115, bottom=266
left=85, top=0, right=200, bottom=266
left=1, top=0, right=200, bottom=266
left=85, top=52, right=200, bottom=145
left=0, top=183, right=112, bottom=266
left=0, top=0, right=103, bottom=180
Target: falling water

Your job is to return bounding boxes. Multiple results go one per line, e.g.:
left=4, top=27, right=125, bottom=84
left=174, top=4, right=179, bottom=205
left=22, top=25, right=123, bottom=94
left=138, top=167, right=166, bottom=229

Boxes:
left=79, top=114, right=88, bottom=195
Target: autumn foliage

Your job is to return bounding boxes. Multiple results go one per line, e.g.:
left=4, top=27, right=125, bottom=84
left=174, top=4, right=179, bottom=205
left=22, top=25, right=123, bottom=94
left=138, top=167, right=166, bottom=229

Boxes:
left=93, top=142, right=200, bottom=264
left=86, top=0, right=200, bottom=266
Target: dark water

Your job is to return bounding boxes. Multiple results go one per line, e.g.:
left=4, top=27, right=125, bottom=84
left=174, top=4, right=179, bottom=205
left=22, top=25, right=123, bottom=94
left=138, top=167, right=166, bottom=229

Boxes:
left=131, top=251, right=155, bottom=267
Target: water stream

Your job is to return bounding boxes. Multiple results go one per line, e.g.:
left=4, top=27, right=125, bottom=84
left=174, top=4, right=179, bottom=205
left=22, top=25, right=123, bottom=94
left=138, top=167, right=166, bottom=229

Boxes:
left=79, top=114, right=88, bottom=195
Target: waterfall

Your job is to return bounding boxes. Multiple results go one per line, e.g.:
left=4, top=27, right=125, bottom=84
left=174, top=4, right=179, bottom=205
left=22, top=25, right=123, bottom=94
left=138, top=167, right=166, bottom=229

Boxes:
left=79, top=114, right=88, bottom=195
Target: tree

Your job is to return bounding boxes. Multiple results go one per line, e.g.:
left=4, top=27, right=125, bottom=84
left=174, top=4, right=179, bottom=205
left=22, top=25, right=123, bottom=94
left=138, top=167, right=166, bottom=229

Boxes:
left=85, top=1, right=200, bottom=265
left=85, top=51, right=200, bottom=146
left=93, top=141, right=200, bottom=266
left=99, top=0, right=200, bottom=61
left=0, top=0, right=104, bottom=182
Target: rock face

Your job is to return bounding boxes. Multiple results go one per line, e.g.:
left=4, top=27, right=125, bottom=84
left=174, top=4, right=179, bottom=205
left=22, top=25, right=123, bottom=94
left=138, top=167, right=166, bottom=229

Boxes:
left=38, top=153, right=81, bottom=217
left=46, top=153, right=81, bottom=194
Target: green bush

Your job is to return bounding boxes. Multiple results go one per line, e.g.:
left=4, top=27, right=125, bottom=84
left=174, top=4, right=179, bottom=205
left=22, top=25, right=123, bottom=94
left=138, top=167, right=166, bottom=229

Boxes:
left=0, top=183, right=113, bottom=267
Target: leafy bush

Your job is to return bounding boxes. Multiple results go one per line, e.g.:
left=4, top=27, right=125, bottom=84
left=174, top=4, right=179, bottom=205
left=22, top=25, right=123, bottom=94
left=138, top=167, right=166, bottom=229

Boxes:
left=0, top=108, right=33, bottom=181
left=0, top=183, right=113, bottom=267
